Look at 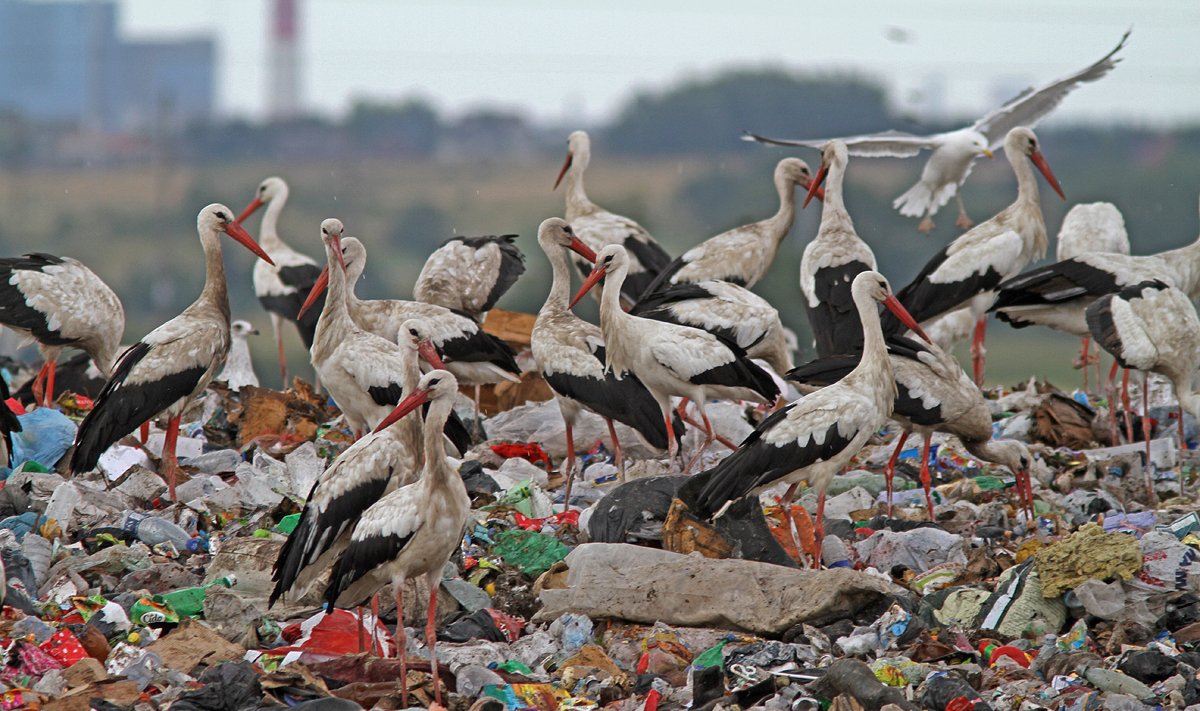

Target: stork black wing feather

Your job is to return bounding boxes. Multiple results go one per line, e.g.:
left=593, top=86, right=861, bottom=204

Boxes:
left=0, top=253, right=76, bottom=346
left=324, top=531, right=414, bottom=608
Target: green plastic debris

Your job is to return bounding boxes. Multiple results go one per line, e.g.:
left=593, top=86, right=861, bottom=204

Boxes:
left=156, top=576, right=237, bottom=618
left=494, top=659, right=534, bottom=675
left=973, top=475, right=1008, bottom=491
left=492, top=529, right=569, bottom=576
left=487, top=481, right=541, bottom=517
left=252, top=528, right=271, bottom=538
left=691, top=640, right=727, bottom=669
left=276, top=513, right=301, bottom=535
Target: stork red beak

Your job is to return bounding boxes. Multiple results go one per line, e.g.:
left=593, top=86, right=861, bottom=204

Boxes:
left=553, top=152, right=574, bottom=190
left=331, top=233, right=346, bottom=271
left=803, top=164, right=828, bottom=208
left=570, top=265, right=607, bottom=308
left=235, top=197, right=264, bottom=225
left=882, top=295, right=932, bottom=344
left=568, top=236, right=597, bottom=263
left=297, top=267, right=328, bottom=319
left=223, top=222, right=275, bottom=265
left=1029, top=151, right=1066, bottom=201
left=373, top=388, right=432, bottom=434
left=418, top=340, right=447, bottom=370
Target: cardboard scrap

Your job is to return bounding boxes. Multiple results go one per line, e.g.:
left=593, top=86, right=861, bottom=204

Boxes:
left=1034, top=522, right=1143, bottom=597
left=145, top=618, right=246, bottom=674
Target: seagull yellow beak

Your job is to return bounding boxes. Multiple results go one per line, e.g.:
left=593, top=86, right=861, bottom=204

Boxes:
left=982, top=148, right=994, bottom=159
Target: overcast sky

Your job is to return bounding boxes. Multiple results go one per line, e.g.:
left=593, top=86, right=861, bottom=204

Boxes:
left=117, top=0, right=1200, bottom=127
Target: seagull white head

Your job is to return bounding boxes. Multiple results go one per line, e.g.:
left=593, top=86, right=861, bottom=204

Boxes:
left=231, top=320, right=259, bottom=338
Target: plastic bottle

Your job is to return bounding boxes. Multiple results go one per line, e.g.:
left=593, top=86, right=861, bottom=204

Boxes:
left=821, top=535, right=852, bottom=568
left=1030, top=633, right=1057, bottom=676
left=121, top=511, right=192, bottom=550
left=1084, top=668, right=1155, bottom=701
left=455, top=664, right=504, bottom=697
left=157, top=576, right=237, bottom=618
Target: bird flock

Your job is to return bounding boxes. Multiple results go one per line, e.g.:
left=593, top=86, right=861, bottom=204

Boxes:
left=1, top=27, right=1191, bottom=696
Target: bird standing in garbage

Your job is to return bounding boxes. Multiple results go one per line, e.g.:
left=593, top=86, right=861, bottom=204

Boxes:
left=69, top=204, right=275, bottom=501
left=0, top=253, right=124, bottom=406
left=324, top=369, right=470, bottom=709
left=679, top=271, right=930, bottom=563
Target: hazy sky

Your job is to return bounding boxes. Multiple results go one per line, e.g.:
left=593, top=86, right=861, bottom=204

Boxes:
left=117, top=0, right=1200, bottom=127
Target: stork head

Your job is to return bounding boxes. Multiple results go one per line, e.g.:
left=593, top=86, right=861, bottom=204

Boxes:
left=537, top=217, right=597, bottom=262
left=570, top=244, right=627, bottom=308
left=851, top=270, right=931, bottom=343
left=339, top=236, right=366, bottom=281
left=1005, top=127, right=1065, bottom=200
left=554, top=130, right=591, bottom=190
left=372, top=369, right=460, bottom=434
left=399, top=319, right=448, bottom=370
left=231, top=320, right=259, bottom=339
left=804, top=141, right=847, bottom=208
left=296, top=219, right=345, bottom=318
left=236, top=176, right=288, bottom=224
left=198, top=203, right=275, bottom=265
left=987, top=439, right=1034, bottom=478
left=777, top=158, right=823, bottom=202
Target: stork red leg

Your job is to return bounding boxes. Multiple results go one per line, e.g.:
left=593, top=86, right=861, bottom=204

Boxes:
left=682, top=403, right=717, bottom=474
left=814, top=490, right=827, bottom=569
left=161, top=413, right=182, bottom=501
left=395, top=582, right=408, bottom=706
left=139, top=421, right=150, bottom=445
left=1142, top=372, right=1156, bottom=506
left=370, top=593, right=380, bottom=655
left=357, top=606, right=365, bottom=653
left=1121, top=368, right=1135, bottom=443
left=884, top=431, right=910, bottom=515
left=918, top=432, right=935, bottom=520
left=1075, top=336, right=1091, bottom=393
left=30, top=362, right=48, bottom=406
left=425, top=577, right=443, bottom=706
left=1179, top=402, right=1187, bottom=497
left=1106, top=360, right=1120, bottom=444
left=561, top=420, right=575, bottom=513
left=676, top=399, right=736, bottom=450
left=44, top=358, right=56, bottom=406
left=664, top=412, right=680, bottom=471
left=605, top=418, right=625, bottom=481
left=971, top=316, right=987, bottom=386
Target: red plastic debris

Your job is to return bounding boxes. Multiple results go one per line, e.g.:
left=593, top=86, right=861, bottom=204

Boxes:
left=4, top=399, right=24, bottom=416
left=512, top=510, right=580, bottom=531
left=490, top=442, right=552, bottom=470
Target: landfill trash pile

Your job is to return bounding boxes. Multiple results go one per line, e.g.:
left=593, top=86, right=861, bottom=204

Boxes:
left=3, top=345, right=1200, bottom=711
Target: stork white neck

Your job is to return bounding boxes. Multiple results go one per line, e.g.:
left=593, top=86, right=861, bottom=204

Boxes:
left=596, top=254, right=635, bottom=377
left=418, top=391, right=455, bottom=492
left=816, top=150, right=855, bottom=240
left=314, top=241, right=352, bottom=350
left=562, top=147, right=597, bottom=218
left=196, top=231, right=232, bottom=325
left=764, top=164, right=800, bottom=242
left=842, top=278, right=896, bottom=407
left=539, top=237, right=575, bottom=314
left=259, top=183, right=289, bottom=250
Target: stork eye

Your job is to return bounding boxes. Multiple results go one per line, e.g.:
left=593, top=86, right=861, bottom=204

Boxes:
left=409, top=328, right=418, bottom=335
left=216, top=211, right=228, bottom=220
left=429, top=379, right=440, bottom=387
left=564, top=226, right=573, bottom=234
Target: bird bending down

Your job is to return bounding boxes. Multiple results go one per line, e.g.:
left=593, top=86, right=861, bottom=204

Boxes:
left=554, top=130, right=673, bottom=305
left=236, top=176, right=324, bottom=384
left=787, top=335, right=1036, bottom=520
left=0, top=253, right=124, bottom=406
left=414, top=234, right=526, bottom=323
left=882, top=126, right=1066, bottom=385
left=643, top=158, right=820, bottom=291
left=745, top=31, right=1126, bottom=232
left=532, top=219, right=683, bottom=507
left=678, top=271, right=930, bottom=561
left=324, top=370, right=471, bottom=708
left=799, top=140, right=878, bottom=357
left=1086, top=280, right=1200, bottom=504
left=271, top=319, right=448, bottom=607
left=70, top=205, right=275, bottom=501
left=571, top=245, right=779, bottom=473
left=218, top=320, right=260, bottom=391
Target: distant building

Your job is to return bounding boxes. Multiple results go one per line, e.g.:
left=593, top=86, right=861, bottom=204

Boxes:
left=0, top=0, right=214, bottom=132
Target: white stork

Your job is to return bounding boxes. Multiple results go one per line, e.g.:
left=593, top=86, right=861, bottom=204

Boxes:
left=324, top=370, right=471, bottom=709
left=571, top=245, right=780, bottom=473
left=554, top=130, right=673, bottom=304
left=236, top=176, right=324, bottom=384
left=271, top=319, right=448, bottom=607
left=217, top=320, right=260, bottom=391
left=645, top=158, right=821, bottom=290
left=414, top=234, right=526, bottom=323
left=69, top=204, right=275, bottom=501
left=678, top=271, right=930, bottom=559
left=799, top=140, right=878, bottom=358
left=0, top=254, right=124, bottom=406
left=745, top=31, right=1126, bottom=233
left=1086, top=280, right=1200, bottom=504
left=1056, top=202, right=1131, bottom=390
left=532, top=218, right=683, bottom=505
left=881, top=126, right=1066, bottom=385
left=788, top=334, right=1037, bottom=520
left=300, top=236, right=521, bottom=425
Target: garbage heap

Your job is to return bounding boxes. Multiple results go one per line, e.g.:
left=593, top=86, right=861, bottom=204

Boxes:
left=1, top=360, right=1200, bottom=711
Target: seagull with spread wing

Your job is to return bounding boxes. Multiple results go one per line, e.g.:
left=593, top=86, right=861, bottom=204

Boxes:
left=745, top=31, right=1128, bottom=233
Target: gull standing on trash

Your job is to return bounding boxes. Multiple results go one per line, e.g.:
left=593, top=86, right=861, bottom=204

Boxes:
left=787, top=335, right=1037, bottom=520
left=218, top=320, right=260, bottom=391
left=745, top=32, right=1126, bottom=232
left=571, top=245, right=779, bottom=473
left=414, top=234, right=526, bottom=323
left=236, top=177, right=324, bottom=383
left=532, top=219, right=683, bottom=505
left=69, top=205, right=275, bottom=501
left=643, top=158, right=821, bottom=290
left=554, top=130, right=673, bottom=305
left=324, top=370, right=470, bottom=708
left=678, top=272, right=930, bottom=561
left=300, top=236, right=521, bottom=426
left=0, top=253, right=124, bottom=406
left=271, top=320, right=450, bottom=606
left=881, top=127, right=1066, bottom=385
left=798, top=140, right=878, bottom=358
left=1086, top=280, right=1200, bottom=504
